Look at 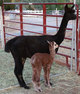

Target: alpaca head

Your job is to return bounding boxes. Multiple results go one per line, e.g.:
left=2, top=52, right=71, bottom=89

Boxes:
left=47, top=41, right=58, bottom=51
left=64, top=4, right=76, bottom=21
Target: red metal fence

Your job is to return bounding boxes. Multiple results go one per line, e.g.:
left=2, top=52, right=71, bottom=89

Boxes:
left=78, top=17, right=80, bottom=74
left=2, top=2, right=79, bottom=74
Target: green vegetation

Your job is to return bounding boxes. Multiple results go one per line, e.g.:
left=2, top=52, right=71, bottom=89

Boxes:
left=4, top=0, right=15, bottom=10
left=0, top=0, right=3, bottom=6
left=22, top=0, right=80, bottom=10
left=0, top=0, right=80, bottom=10
left=0, top=0, right=15, bottom=10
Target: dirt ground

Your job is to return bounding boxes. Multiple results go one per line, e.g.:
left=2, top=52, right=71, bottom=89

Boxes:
left=0, top=48, right=80, bottom=94
left=0, top=71, right=80, bottom=94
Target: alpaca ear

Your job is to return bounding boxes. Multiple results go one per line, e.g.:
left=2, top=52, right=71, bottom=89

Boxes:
left=71, top=4, right=74, bottom=9
left=52, top=41, right=54, bottom=44
left=65, top=4, right=68, bottom=8
left=65, top=4, right=68, bottom=10
left=47, top=41, right=50, bottom=45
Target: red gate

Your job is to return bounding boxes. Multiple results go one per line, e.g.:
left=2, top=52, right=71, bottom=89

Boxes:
left=78, top=16, right=80, bottom=74
left=2, top=2, right=79, bottom=74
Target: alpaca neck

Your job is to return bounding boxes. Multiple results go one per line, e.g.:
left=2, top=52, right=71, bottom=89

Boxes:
left=55, top=14, right=69, bottom=45
left=50, top=49, right=55, bottom=60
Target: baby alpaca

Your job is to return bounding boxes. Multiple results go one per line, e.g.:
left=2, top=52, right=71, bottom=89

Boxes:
left=31, top=41, right=58, bottom=92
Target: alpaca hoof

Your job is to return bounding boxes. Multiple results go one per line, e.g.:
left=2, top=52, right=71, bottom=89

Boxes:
left=50, top=82, right=53, bottom=86
left=38, top=88, right=42, bottom=92
left=20, top=85, right=30, bottom=89
left=45, top=82, right=48, bottom=87
left=34, top=87, right=42, bottom=92
left=48, top=85, right=52, bottom=88
left=35, top=88, right=42, bottom=92
left=24, top=86, right=30, bottom=89
left=44, top=82, right=52, bottom=88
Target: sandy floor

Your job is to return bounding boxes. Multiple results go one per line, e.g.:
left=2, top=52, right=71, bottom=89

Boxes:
left=0, top=48, right=80, bottom=94
left=0, top=71, right=80, bottom=94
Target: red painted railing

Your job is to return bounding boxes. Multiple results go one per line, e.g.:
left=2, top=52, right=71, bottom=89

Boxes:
left=78, top=17, right=80, bottom=74
left=2, top=2, right=79, bottom=73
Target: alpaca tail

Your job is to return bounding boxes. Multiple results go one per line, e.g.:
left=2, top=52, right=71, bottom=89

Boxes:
left=5, top=37, right=17, bottom=52
left=5, top=40, right=12, bottom=52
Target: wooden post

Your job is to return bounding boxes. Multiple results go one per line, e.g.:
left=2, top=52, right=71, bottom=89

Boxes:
left=0, top=6, right=4, bottom=48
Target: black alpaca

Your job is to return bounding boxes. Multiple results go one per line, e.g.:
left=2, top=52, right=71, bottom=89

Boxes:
left=5, top=5, right=76, bottom=89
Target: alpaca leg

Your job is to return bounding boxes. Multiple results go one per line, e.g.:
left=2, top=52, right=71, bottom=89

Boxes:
left=43, top=67, right=48, bottom=86
left=11, top=50, right=30, bottom=89
left=32, top=67, right=42, bottom=92
left=43, top=66, right=52, bottom=87
left=14, top=59, right=30, bottom=89
left=36, top=67, right=42, bottom=92
left=47, top=66, right=52, bottom=88
left=32, top=68, right=38, bottom=90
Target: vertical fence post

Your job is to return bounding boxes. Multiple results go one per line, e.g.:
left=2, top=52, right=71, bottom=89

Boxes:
left=0, top=6, right=4, bottom=48
left=43, top=4, right=46, bottom=34
left=71, top=21, right=75, bottom=71
left=75, top=5, right=79, bottom=73
left=78, top=19, right=80, bottom=74
left=20, top=4, right=23, bottom=35
left=2, top=3, right=6, bottom=46
left=56, top=8, right=58, bottom=31
left=74, top=0, right=77, bottom=73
